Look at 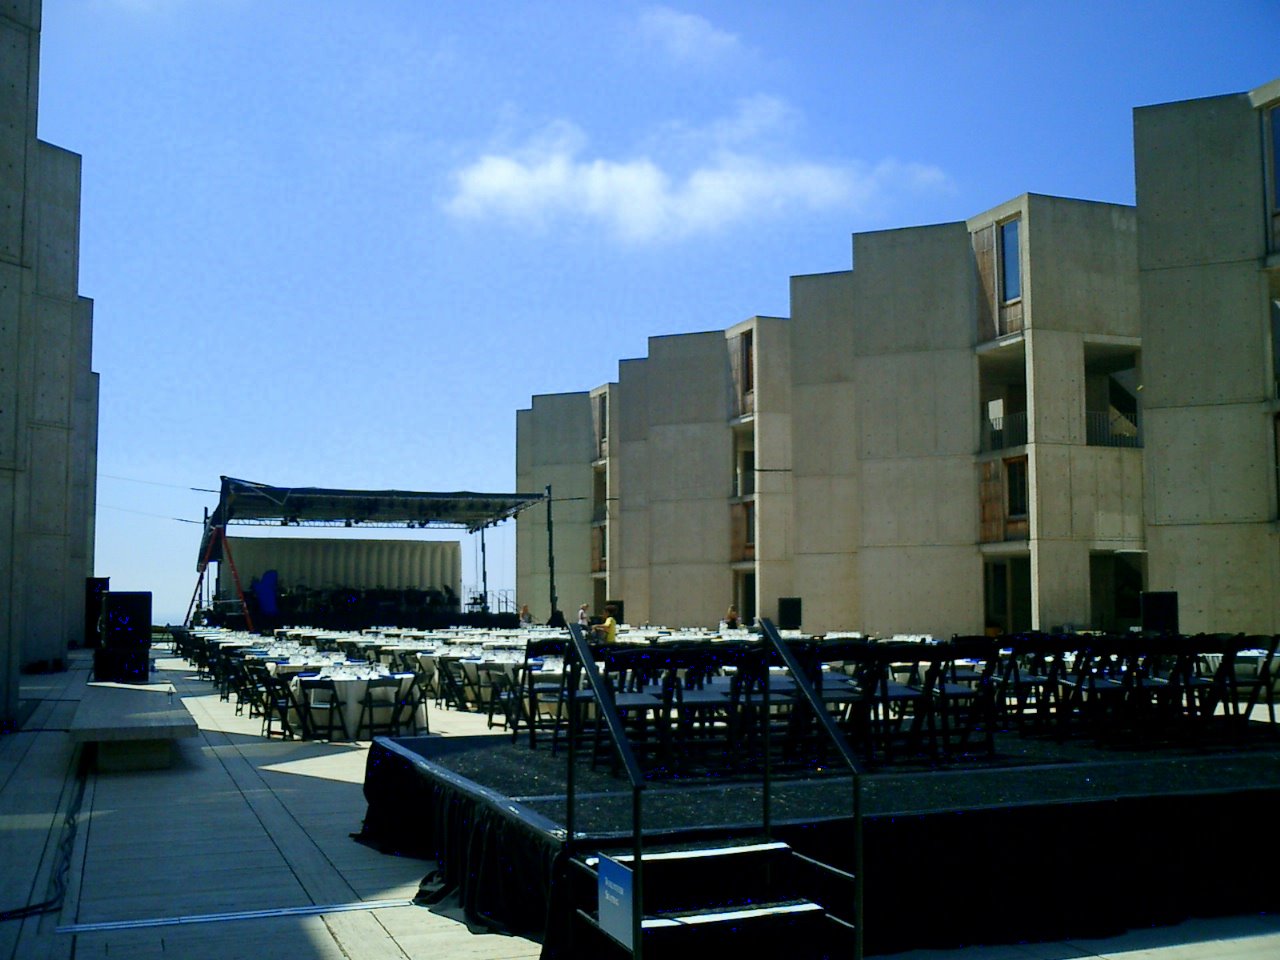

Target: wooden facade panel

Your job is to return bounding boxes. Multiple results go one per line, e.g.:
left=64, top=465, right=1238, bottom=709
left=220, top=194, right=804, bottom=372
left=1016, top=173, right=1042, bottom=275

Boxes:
left=973, top=224, right=997, bottom=341
left=979, top=459, right=1004, bottom=543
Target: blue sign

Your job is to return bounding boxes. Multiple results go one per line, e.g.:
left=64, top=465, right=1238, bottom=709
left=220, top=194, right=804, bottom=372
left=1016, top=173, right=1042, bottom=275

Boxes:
left=597, top=854, right=634, bottom=949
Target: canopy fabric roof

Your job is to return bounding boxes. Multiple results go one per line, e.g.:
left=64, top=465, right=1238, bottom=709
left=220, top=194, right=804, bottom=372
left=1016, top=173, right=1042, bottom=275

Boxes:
left=198, top=476, right=545, bottom=566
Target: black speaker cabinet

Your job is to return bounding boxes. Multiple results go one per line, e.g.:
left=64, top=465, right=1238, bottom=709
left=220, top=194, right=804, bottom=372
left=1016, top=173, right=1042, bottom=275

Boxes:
left=1141, top=591, right=1179, bottom=635
left=777, top=597, right=802, bottom=630
left=93, top=648, right=151, bottom=684
left=102, top=591, right=152, bottom=649
left=606, top=600, right=625, bottom=626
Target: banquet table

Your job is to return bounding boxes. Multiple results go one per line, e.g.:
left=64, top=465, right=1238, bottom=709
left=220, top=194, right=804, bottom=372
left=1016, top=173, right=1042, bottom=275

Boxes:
left=289, top=669, right=418, bottom=740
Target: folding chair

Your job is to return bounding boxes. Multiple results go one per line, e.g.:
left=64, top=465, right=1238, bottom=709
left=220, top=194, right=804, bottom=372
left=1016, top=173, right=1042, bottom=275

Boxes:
left=999, top=633, right=1066, bottom=731
left=481, top=663, right=519, bottom=730
left=511, top=639, right=568, bottom=747
left=861, top=641, right=940, bottom=763
left=934, top=636, right=1001, bottom=757
left=435, top=656, right=470, bottom=712
left=1227, top=634, right=1280, bottom=734
left=357, top=676, right=405, bottom=739
left=298, top=677, right=349, bottom=741
left=397, top=653, right=433, bottom=735
left=260, top=672, right=304, bottom=740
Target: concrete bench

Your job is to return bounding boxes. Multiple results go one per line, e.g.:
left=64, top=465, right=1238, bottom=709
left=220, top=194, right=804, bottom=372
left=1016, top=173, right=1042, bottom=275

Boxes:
left=70, top=682, right=199, bottom=771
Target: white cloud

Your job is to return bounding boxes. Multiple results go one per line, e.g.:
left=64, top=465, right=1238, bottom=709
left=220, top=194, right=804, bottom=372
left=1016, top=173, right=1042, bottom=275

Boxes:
left=638, top=6, right=741, bottom=65
left=443, top=110, right=950, bottom=243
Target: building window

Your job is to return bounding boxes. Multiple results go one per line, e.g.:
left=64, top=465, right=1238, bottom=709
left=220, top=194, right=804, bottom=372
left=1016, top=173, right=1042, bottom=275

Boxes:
left=1000, top=218, right=1021, bottom=303
left=744, top=500, right=756, bottom=547
left=1005, top=456, right=1028, bottom=518
left=731, top=329, right=755, bottom=416
left=592, top=467, right=607, bottom=523
left=592, top=393, right=608, bottom=459
left=735, top=448, right=755, bottom=497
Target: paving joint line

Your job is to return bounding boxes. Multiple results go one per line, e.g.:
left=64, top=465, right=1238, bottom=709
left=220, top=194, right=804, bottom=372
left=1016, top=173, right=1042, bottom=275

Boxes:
left=56, top=898, right=416, bottom=933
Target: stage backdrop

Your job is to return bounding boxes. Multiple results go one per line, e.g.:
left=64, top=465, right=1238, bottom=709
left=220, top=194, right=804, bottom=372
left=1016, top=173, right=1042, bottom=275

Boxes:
left=215, top=537, right=461, bottom=598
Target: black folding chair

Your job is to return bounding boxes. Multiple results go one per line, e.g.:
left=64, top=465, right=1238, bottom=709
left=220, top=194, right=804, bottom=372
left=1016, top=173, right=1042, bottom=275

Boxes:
left=397, top=652, right=433, bottom=735
left=1226, top=634, right=1280, bottom=734
left=260, top=671, right=304, bottom=740
left=298, top=677, right=349, bottom=741
left=357, top=676, right=405, bottom=739
left=934, top=636, right=1002, bottom=757
left=999, top=633, right=1067, bottom=732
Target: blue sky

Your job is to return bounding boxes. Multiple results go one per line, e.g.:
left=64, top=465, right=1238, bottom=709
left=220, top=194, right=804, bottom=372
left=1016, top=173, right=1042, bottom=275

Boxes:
left=34, top=1, right=1279, bottom=622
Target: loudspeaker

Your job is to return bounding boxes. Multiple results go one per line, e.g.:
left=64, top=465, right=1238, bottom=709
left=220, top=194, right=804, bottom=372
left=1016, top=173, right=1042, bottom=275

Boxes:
left=102, top=592, right=152, bottom=649
left=606, top=600, right=625, bottom=625
left=84, top=577, right=110, bottom=648
left=777, top=597, right=802, bottom=630
left=1141, top=591, right=1178, bottom=635
left=93, top=648, right=151, bottom=684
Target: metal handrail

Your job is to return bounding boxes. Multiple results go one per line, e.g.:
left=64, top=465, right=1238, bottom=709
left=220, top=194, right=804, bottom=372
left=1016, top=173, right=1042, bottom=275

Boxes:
left=564, top=623, right=646, bottom=959
left=759, top=619, right=866, bottom=960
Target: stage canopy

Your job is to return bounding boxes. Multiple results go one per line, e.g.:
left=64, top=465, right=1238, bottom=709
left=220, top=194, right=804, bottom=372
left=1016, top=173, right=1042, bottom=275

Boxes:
left=198, top=476, right=545, bottom=566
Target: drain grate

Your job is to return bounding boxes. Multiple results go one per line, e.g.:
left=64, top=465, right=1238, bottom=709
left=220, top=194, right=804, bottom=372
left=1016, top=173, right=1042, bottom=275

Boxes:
left=57, top=898, right=415, bottom=933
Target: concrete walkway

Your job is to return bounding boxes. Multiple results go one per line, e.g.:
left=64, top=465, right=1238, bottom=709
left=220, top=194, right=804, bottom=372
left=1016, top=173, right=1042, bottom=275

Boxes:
left=1, top=647, right=1276, bottom=960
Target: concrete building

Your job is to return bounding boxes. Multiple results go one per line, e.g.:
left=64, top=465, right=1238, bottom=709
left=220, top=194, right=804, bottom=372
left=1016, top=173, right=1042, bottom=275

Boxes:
left=518, top=330, right=748, bottom=628
left=1, top=0, right=99, bottom=725
left=1134, top=79, right=1280, bottom=635
left=787, top=194, right=1140, bottom=637
left=518, top=196, right=1140, bottom=634
left=518, top=80, right=1279, bottom=638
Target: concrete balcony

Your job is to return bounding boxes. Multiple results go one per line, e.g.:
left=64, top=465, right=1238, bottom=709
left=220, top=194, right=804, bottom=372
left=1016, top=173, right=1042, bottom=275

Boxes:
left=980, top=412, right=1027, bottom=452
left=1086, top=410, right=1142, bottom=448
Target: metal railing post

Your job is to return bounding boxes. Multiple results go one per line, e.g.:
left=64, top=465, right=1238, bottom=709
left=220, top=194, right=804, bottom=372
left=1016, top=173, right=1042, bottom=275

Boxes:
left=759, top=619, right=866, bottom=960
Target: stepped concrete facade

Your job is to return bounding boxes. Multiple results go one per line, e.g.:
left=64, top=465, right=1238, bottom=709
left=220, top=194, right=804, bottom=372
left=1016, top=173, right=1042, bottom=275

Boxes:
left=1, top=0, right=99, bottom=725
left=517, top=80, right=1278, bottom=637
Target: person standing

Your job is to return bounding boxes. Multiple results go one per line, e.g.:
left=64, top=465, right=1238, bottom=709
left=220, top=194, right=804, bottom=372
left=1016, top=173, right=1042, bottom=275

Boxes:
left=577, top=604, right=590, bottom=630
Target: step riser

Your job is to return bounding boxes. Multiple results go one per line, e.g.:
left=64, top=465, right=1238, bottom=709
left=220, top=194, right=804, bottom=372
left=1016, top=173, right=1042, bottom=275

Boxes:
left=570, top=842, right=856, bottom=957
left=575, top=847, right=854, bottom=918
left=642, top=910, right=840, bottom=956
left=628, top=851, right=798, bottom=915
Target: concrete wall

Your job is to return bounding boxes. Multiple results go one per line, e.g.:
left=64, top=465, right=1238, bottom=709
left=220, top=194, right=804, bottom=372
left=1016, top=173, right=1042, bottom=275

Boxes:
left=790, top=223, right=984, bottom=636
left=515, top=392, right=594, bottom=622
left=1135, top=88, right=1280, bottom=633
left=790, top=268, right=860, bottom=631
left=634, top=332, right=734, bottom=627
left=613, top=357, right=651, bottom=623
left=1024, top=195, right=1140, bottom=339
left=2, top=1, right=99, bottom=725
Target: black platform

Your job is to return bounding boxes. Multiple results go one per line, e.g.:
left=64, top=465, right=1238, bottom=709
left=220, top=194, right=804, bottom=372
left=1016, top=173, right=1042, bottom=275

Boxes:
left=360, top=732, right=1280, bottom=956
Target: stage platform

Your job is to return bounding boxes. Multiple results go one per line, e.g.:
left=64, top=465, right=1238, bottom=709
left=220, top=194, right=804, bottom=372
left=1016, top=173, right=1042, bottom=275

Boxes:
left=359, top=730, right=1280, bottom=956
